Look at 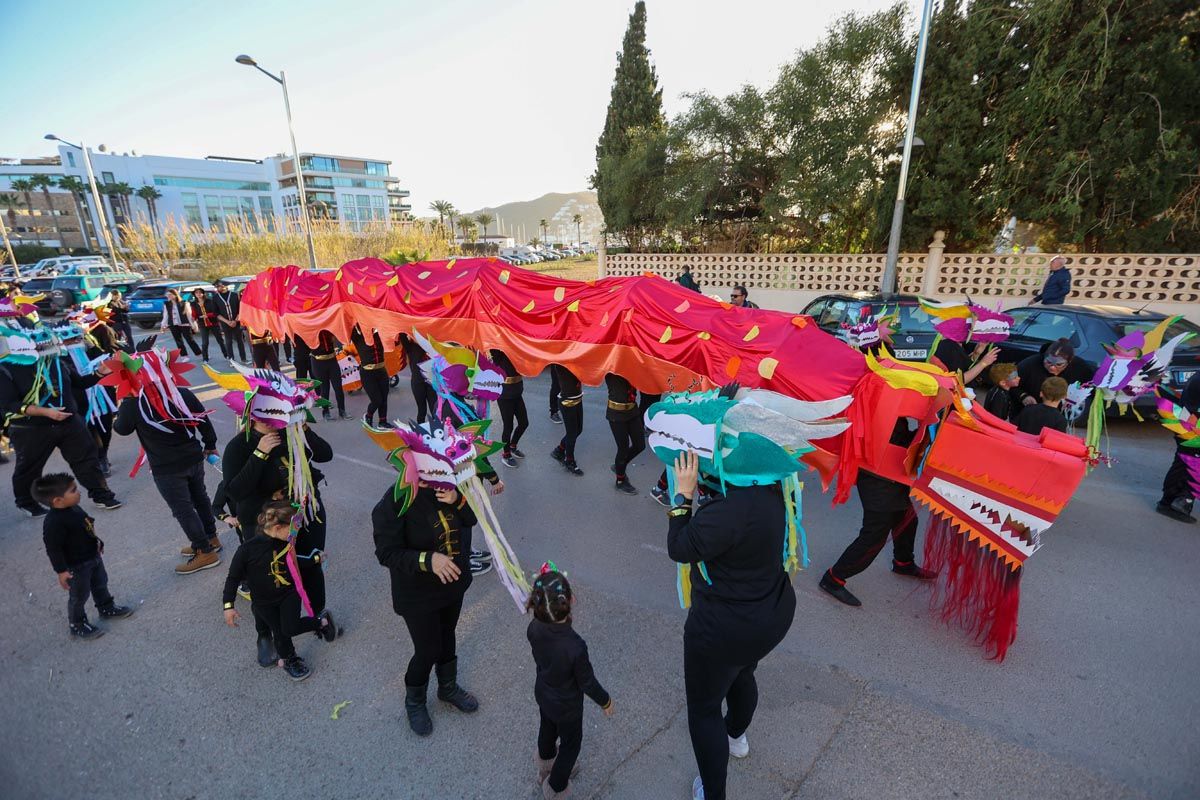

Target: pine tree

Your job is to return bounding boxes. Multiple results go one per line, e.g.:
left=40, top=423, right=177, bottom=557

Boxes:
left=592, top=1, right=665, bottom=246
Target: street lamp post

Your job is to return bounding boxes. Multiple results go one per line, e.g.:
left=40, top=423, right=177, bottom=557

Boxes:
left=45, top=134, right=120, bottom=264
left=236, top=55, right=318, bottom=271
left=880, top=0, right=934, bottom=294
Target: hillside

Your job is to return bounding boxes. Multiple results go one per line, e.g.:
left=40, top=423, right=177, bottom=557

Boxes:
left=464, top=191, right=603, bottom=245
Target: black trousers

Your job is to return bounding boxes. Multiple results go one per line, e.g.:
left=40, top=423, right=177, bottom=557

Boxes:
left=292, top=340, right=311, bottom=381
left=400, top=598, right=463, bottom=687
left=829, top=488, right=917, bottom=582
left=311, top=358, right=345, bottom=413
left=168, top=325, right=201, bottom=356
left=361, top=367, right=389, bottom=423
left=198, top=325, right=228, bottom=360
left=251, top=594, right=320, bottom=660
left=254, top=503, right=328, bottom=639
left=9, top=418, right=113, bottom=508
left=113, top=319, right=135, bottom=351
left=498, top=396, right=529, bottom=452
left=411, top=376, right=436, bottom=423
left=89, top=412, right=114, bottom=460
left=151, top=461, right=217, bottom=549
left=220, top=324, right=246, bottom=361
left=538, top=710, right=584, bottom=793
left=684, top=638, right=760, bottom=800
left=66, top=555, right=114, bottom=625
left=549, top=368, right=560, bottom=414
left=251, top=341, right=280, bottom=371
left=557, top=403, right=583, bottom=460
left=1161, top=443, right=1195, bottom=505
left=609, top=416, right=645, bottom=477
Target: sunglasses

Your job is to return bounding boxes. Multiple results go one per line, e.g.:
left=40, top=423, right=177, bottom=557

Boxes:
left=1044, top=357, right=1068, bottom=366
left=731, top=294, right=744, bottom=299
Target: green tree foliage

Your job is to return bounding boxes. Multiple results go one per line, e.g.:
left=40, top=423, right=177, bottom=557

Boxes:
left=592, top=1, right=665, bottom=245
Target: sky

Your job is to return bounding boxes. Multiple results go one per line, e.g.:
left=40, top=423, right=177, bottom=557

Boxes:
left=1, top=0, right=914, bottom=213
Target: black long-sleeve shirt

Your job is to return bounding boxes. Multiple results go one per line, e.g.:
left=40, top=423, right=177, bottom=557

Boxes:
left=351, top=327, right=385, bottom=367
left=490, top=349, right=523, bottom=399
left=1016, top=403, right=1069, bottom=436
left=667, top=484, right=796, bottom=658
left=311, top=330, right=340, bottom=358
left=527, top=617, right=611, bottom=720
left=372, top=486, right=476, bottom=613
left=604, top=374, right=637, bottom=421
left=400, top=334, right=429, bottom=381
left=212, top=290, right=240, bottom=324
left=553, top=365, right=582, bottom=401
left=221, top=534, right=299, bottom=607
left=43, top=506, right=103, bottom=572
left=1014, top=353, right=1094, bottom=406
left=982, top=385, right=1014, bottom=422
left=0, top=357, right=99, bottom=425
left=113, top=387, right=216, bottom=474
left=221, top=427, right=331, bottom=532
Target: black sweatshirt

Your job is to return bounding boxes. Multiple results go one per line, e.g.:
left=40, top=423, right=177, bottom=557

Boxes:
left=43, top=506, right=103, bottom=572
left=982, top=385, right=1014, bottom=422
left=933, top=339, right=971, bottom=377
left=372, top=486, right=476, bottom=613
left=527, top=617, right=611, bottom=720
left=604, top=374, right=637, bottom=422
left=1016, top=403, right=1069, bottom=436
left=221, top=534, right=299, bottom=608
left=0, top=358, right=99, bottom=425
left=667, top=484, right=797, bottom=659
left=490, top=350, right=524, bottom=399
left=113, top=387, right=216, bottom=474
left=400, top=334, right=429, bottom=380
left=351, top=327, right=385, bottom=366
left=1014, top=352, right=1094, bottom=406
left=221, top=427, right=331, bottom=532
left=311, top=331, right=340, bottom=358
left=553, top=365, right=582, bottom=400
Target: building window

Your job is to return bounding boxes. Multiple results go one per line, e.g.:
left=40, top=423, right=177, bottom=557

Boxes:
left=366, top=161, right=389, bottom=176
left=258, top=196, right=275, bottom=231
left=102, top=172, right=115, bottom=184
left=66, top=152, right=76, bottom=167
left=204, top=195, right=223, bottom=232
left=301, top=156, right=337, bottom=172
left=181, top=193, right=202, bottom=228
left=239, top=197, right=257, bottom=231
left=153, top=175, right=270, bottom=192
left=304, top=175, right=334, bottom=188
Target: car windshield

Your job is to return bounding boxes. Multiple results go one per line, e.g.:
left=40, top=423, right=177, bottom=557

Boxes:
left=53, top=277, right=84, bottom=289
left=129, top=285, right=173, bottom=300
left=1110, top=317, right=1200, bottom=350
left=22, top=278, right=56, bottom=291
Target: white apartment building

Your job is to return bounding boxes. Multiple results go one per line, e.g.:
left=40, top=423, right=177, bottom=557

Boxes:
left=0, top=145, right=412, bottom=250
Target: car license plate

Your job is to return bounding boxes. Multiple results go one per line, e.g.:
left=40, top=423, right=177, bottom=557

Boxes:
left=1175, top=369, right=1197, bottom=385
left=895, top=349, right=927, bottom=360
left=131, top=301, right=154, bottom=311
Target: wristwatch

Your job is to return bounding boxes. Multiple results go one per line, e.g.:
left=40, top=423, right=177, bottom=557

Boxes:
left=672, top=493, right=689, bottom=508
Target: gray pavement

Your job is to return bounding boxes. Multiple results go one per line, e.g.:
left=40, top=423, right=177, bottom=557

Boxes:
left=0, top=367, right=1196, bottom=799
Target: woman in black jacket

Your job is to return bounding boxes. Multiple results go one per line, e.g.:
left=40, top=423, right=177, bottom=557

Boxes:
left=221, top=420, right=333, bottom=666
left=159, top=288, right=202, bottom=359
left=373, top=481, right=481, bottom=736
left=668, top=452, right=797, bottom=800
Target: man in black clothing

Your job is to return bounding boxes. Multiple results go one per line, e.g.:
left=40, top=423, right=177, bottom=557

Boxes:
left=112, top=381, right=221, bottom=574
left=309, top=330, right=349, bottom=421
left=0, top=352, right=121, bottom=516
left=606, top=374, right=644, bottom=495
left=1158, top=372, right=1200, bottom=523
left=212, top=285, right=246, bottom=362
left=491, top=349, right=528, bottom=467
left=400, top=333, right=436, bottom=424
left=352, top=326, right=391, bottom=427
left=291, top=336, right=311, bottom=381
left=550, top=364, right=584, bottom=476
left=730, top=284, right=759, bottom=309
left=249, top=329, right=280, bottom=371
left=1014, top=338, right=1093, bottom=410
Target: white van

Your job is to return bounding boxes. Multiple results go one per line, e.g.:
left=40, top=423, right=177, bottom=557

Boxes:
left=28, top=255, right=108, bottom=277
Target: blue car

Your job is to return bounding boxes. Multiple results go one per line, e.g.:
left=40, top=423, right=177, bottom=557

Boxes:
left=127, top=280, right=216, bottom=329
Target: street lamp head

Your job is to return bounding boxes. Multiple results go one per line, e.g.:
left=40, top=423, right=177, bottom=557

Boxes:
left=235, top=55, right=257, bottom=66
left=44, top=134, right=59, bottom=141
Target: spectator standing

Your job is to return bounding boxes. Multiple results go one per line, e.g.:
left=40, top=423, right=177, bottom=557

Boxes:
left=730, top=285, right=759, bottom=309
left=1033, top=256, right=1072, bottom=305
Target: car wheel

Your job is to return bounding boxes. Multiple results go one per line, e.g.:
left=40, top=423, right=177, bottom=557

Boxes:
left=136, top=321, right=157, bottom=330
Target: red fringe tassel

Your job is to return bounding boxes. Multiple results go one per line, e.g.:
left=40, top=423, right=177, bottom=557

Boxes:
left=921, top=516, right=1022, bottom=661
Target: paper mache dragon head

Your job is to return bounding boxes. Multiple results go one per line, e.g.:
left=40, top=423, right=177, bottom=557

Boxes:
left=203, top=364, right=322, bottom=429
left=66, top=295, right=113, bottom=333
left=840, top=308, right=895, bottom=351
left=0, top=293, right=42, bottom=321
left=363, top=416, right=502, bottom=513
left=413, top=329, right=503, bottom=419
left=99, top=345, right=205, bottom=426
left=0, top=317, right=63, bottom=365
left=920, top=298, right=1014, bottom=344
left=1089, top=316, right=1193, bottom=407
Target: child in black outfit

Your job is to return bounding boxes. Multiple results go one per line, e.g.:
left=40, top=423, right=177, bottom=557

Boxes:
left=982, top=362, right=1020, bottom=421
left=526, top=565, right=613, bottom=799
left=1016, top=376, right=1070, bottom=436
left=222, top=501, right=338, bottom=681
left=37, top=473, right=133, bottom=640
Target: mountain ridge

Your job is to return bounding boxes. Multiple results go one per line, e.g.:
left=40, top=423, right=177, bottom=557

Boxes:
left=453, top=190, right=603, bottom=244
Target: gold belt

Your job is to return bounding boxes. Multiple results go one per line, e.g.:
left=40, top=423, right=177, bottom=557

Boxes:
left=361, top=362, right=386, bottom=371
left=313, top=353, right=336, bottom=361
left=607, top=400, right=636, bottom=411
left=504, top=376, right=523, bottom=384
left=560, top=397, right=582, bottom=408
left=250, top=337, right=273, bottom=345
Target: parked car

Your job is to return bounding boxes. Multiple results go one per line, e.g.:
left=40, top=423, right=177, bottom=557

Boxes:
left=26, top=255, right=107, bottom=277
left=803, top=293, right=939, bottom=361
left=214, top=274, right=257, bottom=293
left=99, top=278, right=145, bottom=299
left=50, top=270, right=142, bottom=312
left=15, top=276, right=62, bottom=315
left=127, top=280, right=217, bottom=329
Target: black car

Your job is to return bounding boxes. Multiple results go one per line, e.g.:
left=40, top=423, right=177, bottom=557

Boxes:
left=16, top=276, right=60, bottom=316
left=995, top=304, right=1200, bottom=405
left=803, top=292, right=939, bottom=360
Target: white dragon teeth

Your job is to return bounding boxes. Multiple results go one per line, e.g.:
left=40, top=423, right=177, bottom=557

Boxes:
left=928, top=477, right=1051, bottom=556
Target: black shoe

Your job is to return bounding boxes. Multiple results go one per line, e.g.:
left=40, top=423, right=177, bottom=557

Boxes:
left=282, top=655, right=312, bottom=681
left=17, top=503, right=47, bottom=518
left=563, top=460, right=584, bottom=476
left=362, top=413, right=373, bottom=427
left=892, top=561, right=938, bottom=580
left=436, top=658, right=479, bottom=713
left=551, top=447, right=565, bottom=463
left=550, top=411, right=563, bottom=424
left=469, top=554, right=493, bottom=577
left=257, top=635, right=278, bottom=668
left=511, top=447, right=526, bottom=459
left=819, top=572, right=862, bottom=607
left=405, top=683, right=433, bottom=736
left=322, top=409, right=333, bottom=421
left=501, top=453, right=518, bottom=468
left=98, top=603, right=134, bottom=619
left=338, top=410, right=352, bottom=420
left=318, top=609, right=338, bottom=642
left=376, top=419, right=395, bottom=429
left=1156, top=500, right=1197, bottom=524
left=615, top=477, right=638, bottom=496
left=95, top=497, right=123, bottom=511
left=70, top=620, right=105, bottom=640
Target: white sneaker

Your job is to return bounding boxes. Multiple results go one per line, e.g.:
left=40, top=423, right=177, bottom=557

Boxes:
left=728, top=732, right=749, bottom=758
left=692, top=775, right=705, bottom=799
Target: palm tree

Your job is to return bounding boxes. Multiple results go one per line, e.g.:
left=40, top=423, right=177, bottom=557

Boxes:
left=10, top=179, right=40, bottom=245
left=475, top=212, right=495, bottom=242
left=0, top=193, right=25, bottom=236
left=446, top=206, right=458, bottom=238
left=30, top=174, right=66, bottom=252
left=429, top=200, right=453, bottom=230
left=136, top=185, right=163, bottom=231
left=57, top=176, right=95, bottom=251
left=571, top=212, right=583, bottom=247
left=529, top=236, right=542, bottom=247
left=459, top=219, right=478, bottom=244
left=539, top=218, right=549, bottom=244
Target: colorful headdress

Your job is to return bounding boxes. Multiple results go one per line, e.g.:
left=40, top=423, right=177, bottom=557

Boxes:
left=0, top=319, right=48, bottom=365
left=840, top=307, right=895, bottom=351
left=1158, top=395, right=1200, bottom=496
left=364, top=415, right=528, bottom=610
left=646, top=385, right=852, bottom=606
left=67, top=295, right=113, bottom=332
left=920, top=298, right=1014, bottom=344
left=0, top=294, right=42, bottom=320
left=412, top=330, right=503, bottom=421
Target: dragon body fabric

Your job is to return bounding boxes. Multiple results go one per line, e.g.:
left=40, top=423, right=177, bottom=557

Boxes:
left=239, top=257, right=1090, bottom=658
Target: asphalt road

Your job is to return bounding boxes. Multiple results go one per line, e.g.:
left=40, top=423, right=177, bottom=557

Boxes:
left=0, top=364, right=1195, bottom=799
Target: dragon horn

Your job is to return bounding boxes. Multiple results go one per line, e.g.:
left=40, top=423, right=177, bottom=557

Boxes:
left=202, top=363, right=251, bottom=391
left=918, top=297, right=972, bottom=320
